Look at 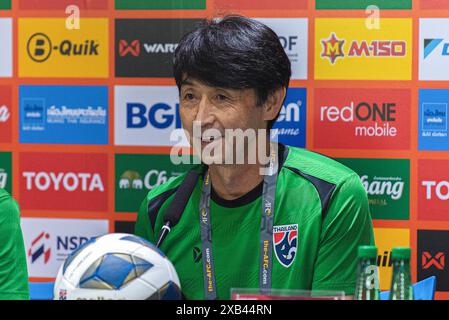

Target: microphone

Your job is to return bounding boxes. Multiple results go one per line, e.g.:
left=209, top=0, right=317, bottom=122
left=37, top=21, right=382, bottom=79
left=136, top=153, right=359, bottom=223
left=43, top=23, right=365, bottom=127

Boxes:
left=156, top=170, right=200, bottom=247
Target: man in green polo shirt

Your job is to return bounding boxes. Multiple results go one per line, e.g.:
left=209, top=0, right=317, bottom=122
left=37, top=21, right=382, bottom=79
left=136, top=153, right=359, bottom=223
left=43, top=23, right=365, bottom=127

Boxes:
left=135, top=15, right=374, bottom=300
left=0, top=189, right=29, bottom=299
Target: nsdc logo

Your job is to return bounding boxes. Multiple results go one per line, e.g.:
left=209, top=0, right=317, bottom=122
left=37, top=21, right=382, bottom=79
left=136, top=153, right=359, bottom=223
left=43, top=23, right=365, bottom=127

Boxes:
left=28, top=231, right=51, bottom=264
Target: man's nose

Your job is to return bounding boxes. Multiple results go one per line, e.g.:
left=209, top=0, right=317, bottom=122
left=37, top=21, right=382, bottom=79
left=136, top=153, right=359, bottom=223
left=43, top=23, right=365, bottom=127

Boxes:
left=195, top=95, right=214, bottom=126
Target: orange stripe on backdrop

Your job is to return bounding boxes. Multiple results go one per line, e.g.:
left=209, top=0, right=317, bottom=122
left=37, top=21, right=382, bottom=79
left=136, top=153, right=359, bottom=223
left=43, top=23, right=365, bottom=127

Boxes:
left=3, top=0, right=447, bottom=298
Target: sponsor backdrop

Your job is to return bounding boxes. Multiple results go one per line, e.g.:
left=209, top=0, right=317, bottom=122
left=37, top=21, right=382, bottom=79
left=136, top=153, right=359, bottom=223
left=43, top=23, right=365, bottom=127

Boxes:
left=0, top=0, right=448, bottom=299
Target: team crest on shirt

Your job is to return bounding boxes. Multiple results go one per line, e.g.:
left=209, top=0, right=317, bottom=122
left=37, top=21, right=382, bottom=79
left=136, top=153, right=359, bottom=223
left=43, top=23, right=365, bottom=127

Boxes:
left=273, top=224, right=298, bottom=268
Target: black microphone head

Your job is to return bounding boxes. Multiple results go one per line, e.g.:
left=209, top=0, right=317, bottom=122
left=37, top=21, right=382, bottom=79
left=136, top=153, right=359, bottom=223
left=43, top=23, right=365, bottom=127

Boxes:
left=163, top=170, right=200, bottom=226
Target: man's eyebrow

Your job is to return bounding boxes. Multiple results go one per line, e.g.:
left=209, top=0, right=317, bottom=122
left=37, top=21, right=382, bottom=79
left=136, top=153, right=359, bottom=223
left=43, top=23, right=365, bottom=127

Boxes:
left=180, top=79, right=195, bottom=87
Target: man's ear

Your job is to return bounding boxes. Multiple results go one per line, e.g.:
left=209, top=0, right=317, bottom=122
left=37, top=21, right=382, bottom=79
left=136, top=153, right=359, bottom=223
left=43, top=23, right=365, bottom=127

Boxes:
left=263, top=87, right=286, bottom=122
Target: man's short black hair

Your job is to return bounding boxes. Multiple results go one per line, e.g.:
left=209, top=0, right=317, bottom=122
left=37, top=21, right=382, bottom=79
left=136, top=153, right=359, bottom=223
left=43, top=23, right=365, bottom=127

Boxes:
left=173, top=15, right=292, bottom=129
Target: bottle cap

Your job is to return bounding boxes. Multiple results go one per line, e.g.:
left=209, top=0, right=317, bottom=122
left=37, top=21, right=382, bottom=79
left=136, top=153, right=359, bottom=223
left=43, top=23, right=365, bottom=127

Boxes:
left=358, top=245, right=378, bottom=259
left=392, top=247, right=411, bottom=260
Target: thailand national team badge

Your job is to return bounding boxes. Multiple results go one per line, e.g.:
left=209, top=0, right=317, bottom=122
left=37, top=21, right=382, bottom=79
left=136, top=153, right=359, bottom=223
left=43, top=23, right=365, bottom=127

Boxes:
left=273, top=224, right=298, bottom=268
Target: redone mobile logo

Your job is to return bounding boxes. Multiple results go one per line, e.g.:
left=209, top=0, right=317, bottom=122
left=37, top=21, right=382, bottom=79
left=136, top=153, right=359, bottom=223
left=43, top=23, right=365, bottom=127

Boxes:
left=315, top=89, right=410, bottom=149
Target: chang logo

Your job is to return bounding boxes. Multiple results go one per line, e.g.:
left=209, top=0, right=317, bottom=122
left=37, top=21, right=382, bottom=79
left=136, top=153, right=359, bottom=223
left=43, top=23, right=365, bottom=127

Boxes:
left=119, top=170, right=180, bottom=191
left=119, top=171, right=143, bottom=190
left=361, top=175, right=404, bottom=201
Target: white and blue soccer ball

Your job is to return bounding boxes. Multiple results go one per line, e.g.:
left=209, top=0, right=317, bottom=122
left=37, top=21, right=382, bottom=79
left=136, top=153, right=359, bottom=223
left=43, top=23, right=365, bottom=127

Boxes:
left=54, top=233, right=182, bottom=300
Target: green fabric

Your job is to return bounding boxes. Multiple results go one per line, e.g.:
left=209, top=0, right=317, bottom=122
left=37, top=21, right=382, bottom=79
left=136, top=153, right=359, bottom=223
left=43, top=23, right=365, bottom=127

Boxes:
left=135, top=146, right=374, bottom=299
left=0, top=189, right=29, bottom=300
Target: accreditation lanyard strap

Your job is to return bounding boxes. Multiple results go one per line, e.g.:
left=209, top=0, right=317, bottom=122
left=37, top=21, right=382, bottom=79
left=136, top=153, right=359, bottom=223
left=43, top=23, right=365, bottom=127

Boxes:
left=199, top=151, right=278, bottom=300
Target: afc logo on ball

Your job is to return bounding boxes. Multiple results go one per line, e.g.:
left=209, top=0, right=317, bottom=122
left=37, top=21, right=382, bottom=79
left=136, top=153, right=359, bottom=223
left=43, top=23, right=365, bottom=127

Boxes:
left=273, top=224, right=298, bottom=268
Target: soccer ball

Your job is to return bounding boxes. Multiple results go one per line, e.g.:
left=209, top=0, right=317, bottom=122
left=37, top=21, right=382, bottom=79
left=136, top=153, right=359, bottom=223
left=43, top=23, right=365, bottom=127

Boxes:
left=54, top=233, right=182, bottom=300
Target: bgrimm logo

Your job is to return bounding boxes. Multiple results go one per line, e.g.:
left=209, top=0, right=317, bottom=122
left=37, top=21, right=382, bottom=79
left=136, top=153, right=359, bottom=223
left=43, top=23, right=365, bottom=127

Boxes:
left=0, top=105, right=10, bottom=122
left=424, top=39, right=449, bottom=59
left=422, top=180, right=449, bottom=200
left=361, top=175, right=404, bottom=202
left=119, top=40, right=140, bottom=57
left=320, top=101, right=398, bottom=137
left=119, top=170, right=180, bottom=191
left=23, top=172, right=105, bottom=192
left=28, top=231, right=51, bottom=264
left=321, top=33, right=406, bottom=65
left=27, top=33, right=100, bottom=63
left=0, top=169, right=7, bottom=189
left=422, top=252, right=445, bottom=270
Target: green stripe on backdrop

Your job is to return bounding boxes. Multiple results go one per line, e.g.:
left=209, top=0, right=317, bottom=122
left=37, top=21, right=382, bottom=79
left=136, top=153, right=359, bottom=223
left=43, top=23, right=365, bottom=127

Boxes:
left=316, top=0, right=412, bottom=10
left=0, top=0, right=11, bottom=10
left=115, top=0, right=206, bottom=10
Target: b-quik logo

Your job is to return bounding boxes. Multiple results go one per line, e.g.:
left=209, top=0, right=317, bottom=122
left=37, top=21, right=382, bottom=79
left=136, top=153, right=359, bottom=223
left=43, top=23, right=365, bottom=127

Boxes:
left=115, top=86, right=188, bottom=146
left=21, top=218, right=108, bottom=278
left=27, top=33, right=100, bottom=63
left=19, top=18, right=108, bottom=78
left=19, top=153, right=108, bottom=211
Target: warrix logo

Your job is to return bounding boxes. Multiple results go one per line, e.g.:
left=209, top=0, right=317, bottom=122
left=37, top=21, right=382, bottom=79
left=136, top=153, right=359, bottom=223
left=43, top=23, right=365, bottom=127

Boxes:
left=422, top=252, right=445, bottom=270
left=119, top=39, right=140, bottom=57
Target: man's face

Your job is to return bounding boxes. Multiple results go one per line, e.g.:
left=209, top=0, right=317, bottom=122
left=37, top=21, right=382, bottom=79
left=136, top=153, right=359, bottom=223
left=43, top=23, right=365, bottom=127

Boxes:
left=179, top=77, right=267, bottom=165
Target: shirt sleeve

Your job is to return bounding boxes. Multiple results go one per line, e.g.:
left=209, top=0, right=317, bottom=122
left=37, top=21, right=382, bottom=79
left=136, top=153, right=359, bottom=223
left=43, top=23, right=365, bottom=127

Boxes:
left=311, top=173, right=375, bottom=296
left=135, top=196, right=156, bottom=244
left=0, top=194, right=30, bottom=300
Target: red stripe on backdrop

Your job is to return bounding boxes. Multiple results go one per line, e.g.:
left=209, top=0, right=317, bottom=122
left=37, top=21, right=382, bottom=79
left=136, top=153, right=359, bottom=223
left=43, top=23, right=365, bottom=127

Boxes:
left=18, top=0, right=108, bottom=10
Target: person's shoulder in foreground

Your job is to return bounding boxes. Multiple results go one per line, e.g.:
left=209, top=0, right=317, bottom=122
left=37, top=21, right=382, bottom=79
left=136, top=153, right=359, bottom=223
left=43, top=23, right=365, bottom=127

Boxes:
left=284, top=145, right=375, bottom=294
left=0, top=189, right=30, bottom=300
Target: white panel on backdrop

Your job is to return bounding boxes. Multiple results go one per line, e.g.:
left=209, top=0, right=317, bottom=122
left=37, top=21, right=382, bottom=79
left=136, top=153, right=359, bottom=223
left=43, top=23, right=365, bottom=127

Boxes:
left=21, top=218, right=109, bottom=278
left=255, top=18, right=308, bottom=80
left=0, top=18, right=12, bottom=77
left=114, top=86, right=189, bottom=146
left=419, top=19, right=449, bottom=81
